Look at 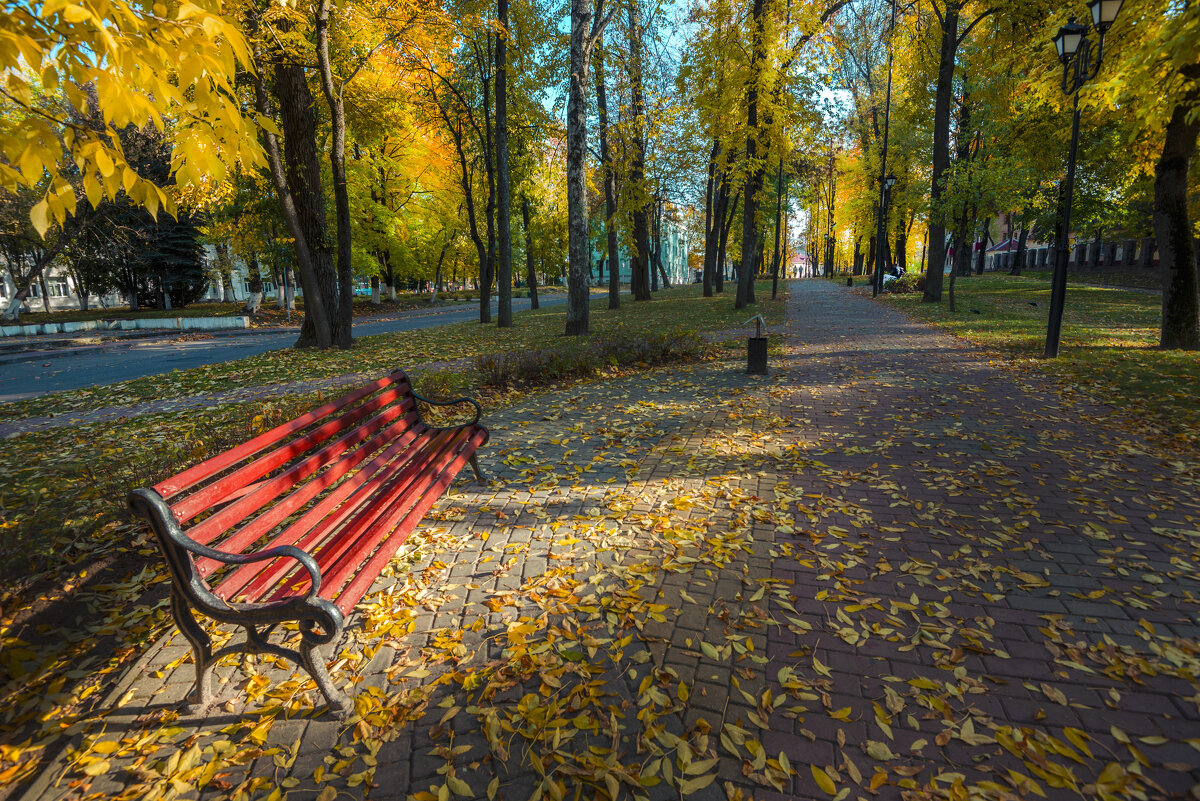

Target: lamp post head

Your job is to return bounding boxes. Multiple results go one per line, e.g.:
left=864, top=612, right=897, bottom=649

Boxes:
left=1088, top=0, right=1123, bottom=33
left=885, top=173, right=897, bottom=190
left=1053, top=20, right=1087, bottom=64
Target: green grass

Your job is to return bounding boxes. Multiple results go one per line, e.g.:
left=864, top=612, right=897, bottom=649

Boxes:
left=876, top=273, right=1199, bottom=452
left=0, top=283, right=780, bottom=421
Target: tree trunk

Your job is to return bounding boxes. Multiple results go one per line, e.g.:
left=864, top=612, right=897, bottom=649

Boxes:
left=771, top=160, right=784, bottom=297
left=244, top=254, right=264, bottom=314
left=521, top=194, right=539, bottom=309
left=596, top=47, right=620, bottom=310
left=258, top=42, right=333, bottom=348
left=737, top=0, right=766, bottom=310
left=564, top=0, right=596, bottom=335
left=702, top=140, right=718, bottom=297
left=495, top=0, right=513, bottom=327
left=923, top=1, right=959, bottom=303
left=1155, top=98, right=1200, bottom=349
left=1011, top=225, right=1028, bottom=275
left=976, top=217, right=991, bottom=275
left=75, top=274, right=90, bottom=311
left=432, top=236, right=450, bottom=304
left=315, top=0, right=353, bottom=347
left=627, top=1, right=652, bottom=302
left=717, top=193, right=738, bottom=294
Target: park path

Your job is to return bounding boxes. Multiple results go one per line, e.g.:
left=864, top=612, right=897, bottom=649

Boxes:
left=11, top=280, right=1200, bottom=801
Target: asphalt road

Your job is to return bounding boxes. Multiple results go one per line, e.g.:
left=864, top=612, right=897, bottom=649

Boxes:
left=0, top=296, right=563, bottom=403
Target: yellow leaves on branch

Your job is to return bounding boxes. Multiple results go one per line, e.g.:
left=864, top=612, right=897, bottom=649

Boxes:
left=0, top=0, right=264, bottom=234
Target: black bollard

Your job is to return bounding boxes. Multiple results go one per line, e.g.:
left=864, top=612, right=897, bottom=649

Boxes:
left=747, top=336, right=768, bottom=375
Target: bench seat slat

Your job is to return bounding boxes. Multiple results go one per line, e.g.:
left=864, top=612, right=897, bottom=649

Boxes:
left=212, top=423, right=441, bottom=599
left=173, top=388, right=412, bottom=526
left=332, top=428, right=487, bottom=614
left=194, top=413, right=426, bottom=581
left=155, top=372, right=406, bottom=499
left=261, top=429, right=469, bottom=603
left=186, top=404, right=420, bottom=553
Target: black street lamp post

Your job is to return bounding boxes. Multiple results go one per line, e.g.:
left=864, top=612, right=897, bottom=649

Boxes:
left=1045, top=0, right=1124, bottom=358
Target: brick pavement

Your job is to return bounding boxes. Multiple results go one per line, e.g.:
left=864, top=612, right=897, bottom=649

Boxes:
left=15, top=280, right=1200, bottom=801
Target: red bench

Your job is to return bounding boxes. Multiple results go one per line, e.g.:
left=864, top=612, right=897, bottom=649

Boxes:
left=128, top=369, right=488, bottom=717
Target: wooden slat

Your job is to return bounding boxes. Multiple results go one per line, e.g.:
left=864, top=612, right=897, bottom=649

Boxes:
left=264, top=429, right=470, bottom=603
left=332, top=428, right=487, bottom=614
left=211, top=421, right=431, bottom=596
left=185, top=403, right=417, bottom=548
left=172, top=388, right=412, bottom=524
left=304, top=430, right=469, bottom=595
left=155, top=371, right=407, bottom=499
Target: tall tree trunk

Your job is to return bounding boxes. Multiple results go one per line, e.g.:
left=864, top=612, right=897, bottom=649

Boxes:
left=627, top=0, right=652, bottom=301
left=654, top=198, right=670, bottom=288
left=596, top=44, right=620, bottom=310
left=255, top=45, right=332, bottom=348
left=451, top=123, right=489, bottom=307
left=717, top=193, right=738, bottom=293
left=737, top=0, right=766, bottom=310
left=923, top=1, right=959, bottom=303
left=315, top=0, right=353, bottom=347
left=495, top=0, right=513, bottom=327
left=866, top=232, right=876, bottom=280
left=771, top=160, right=784, bottom=297
left=521, top=194, right=539, bottom=309
left=481, top=36, right=497, bottom=326
left=702, top=140, right=719, bottom=297
left=565, top=0, right=600, bottom=334
left=1155, top=98, right=1200, bottom=349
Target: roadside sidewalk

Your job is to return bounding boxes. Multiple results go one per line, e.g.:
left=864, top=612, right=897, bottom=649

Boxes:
left=9, top=280, right=1199, bottom=801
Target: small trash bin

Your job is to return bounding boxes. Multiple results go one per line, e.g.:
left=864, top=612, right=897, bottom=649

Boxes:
left=743, top=314, right=769, bottom=375
left=747, top=336, right=768, bottom=374
left=847, top=277, right=853, bottom=287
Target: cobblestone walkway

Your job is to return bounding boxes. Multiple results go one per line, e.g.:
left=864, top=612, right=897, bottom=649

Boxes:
left=16, top=281, right=1200, bottom=801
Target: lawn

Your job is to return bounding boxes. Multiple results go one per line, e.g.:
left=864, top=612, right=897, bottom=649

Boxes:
left=876, top=273, right=1198, bottom=453
left=0, top=283, right=778, bottom=421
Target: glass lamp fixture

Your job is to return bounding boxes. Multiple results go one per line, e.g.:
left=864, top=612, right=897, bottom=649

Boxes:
left=1089, top=0, right=1124, bottom=33
left=1053, top=20, right=1086, bottom=63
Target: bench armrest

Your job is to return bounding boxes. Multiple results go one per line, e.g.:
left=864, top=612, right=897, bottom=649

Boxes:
left=410, top=390, right=483, bottom=429
left=128, top=488, right=324, bottom=601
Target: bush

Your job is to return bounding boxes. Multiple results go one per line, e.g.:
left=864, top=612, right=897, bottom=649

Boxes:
left=886, top=272, right=921, bottom=294
left=473, top=329, right=709, bottom=388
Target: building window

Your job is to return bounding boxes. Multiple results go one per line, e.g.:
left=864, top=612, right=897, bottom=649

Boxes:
left=48, top=278, right=70, bottom=298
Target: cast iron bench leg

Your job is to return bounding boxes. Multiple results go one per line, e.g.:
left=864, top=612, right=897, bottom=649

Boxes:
left=302, top=641, right=352, bottom=719
left=170, top=589, right=218, bottom=711
left=469, top=454, right=487, bottom=484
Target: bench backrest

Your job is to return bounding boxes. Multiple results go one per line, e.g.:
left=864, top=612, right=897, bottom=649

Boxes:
left=156, top=370, right=426, bottom=561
